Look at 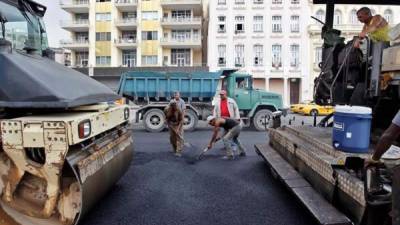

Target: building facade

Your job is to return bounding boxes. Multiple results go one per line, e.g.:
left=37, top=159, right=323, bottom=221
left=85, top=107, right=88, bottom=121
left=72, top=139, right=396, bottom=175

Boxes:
left=60, top=0, right=205, bottom=68
left=308, top=3, right=400, bottom=98
left=208, top=0, right=311, bottom=106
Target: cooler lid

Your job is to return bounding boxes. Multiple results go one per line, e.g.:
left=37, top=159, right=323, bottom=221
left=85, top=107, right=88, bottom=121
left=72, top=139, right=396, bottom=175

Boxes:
left=334, top=105, right=372, bottom=115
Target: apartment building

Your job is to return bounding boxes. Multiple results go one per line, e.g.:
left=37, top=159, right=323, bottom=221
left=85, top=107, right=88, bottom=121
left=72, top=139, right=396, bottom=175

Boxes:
left=60, top=0, right=205, bottom=68
left=208, top=0, right=311, bottom=106
left=308, top=4, right=400, bottom=96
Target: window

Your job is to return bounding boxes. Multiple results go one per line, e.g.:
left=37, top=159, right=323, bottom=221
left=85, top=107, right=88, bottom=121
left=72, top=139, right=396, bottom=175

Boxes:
left=334, top=10, right=342, bottom=25
left=384, top=9, right=393, bottom=24
left=272, top=44, right=282, bottom=68
left=142, top=11, right=158, bottom=20
left=254, top=0, right=263, bottom=4
left=120, top=31, right=136, bottom=42
left=235, top=0, right=244, bottom=4
left=142, top=55, right=158, bottom=65
left=272, top=16, right=282, bottom=33
left=315, top=47, right=322, bottom=64
left=171, top=10, right=191, bottom=19
left=76, top=52, right=88, bottom=67
left=316, top=10, right=325, bottom=23
left=171, top=49, right=191, bottom=66
left=272, top=0, right=282, bottom=4
left=218, top=44, right=226, bottom=66
left=96, top=56, right=111, bottom=66
left=96, top=0, right=110, bottom=2
left=75, top=13, right=88, bottom=23
left=75, top=32, right=89, bottom=43
left=291, top=0, right=299, bottom=4
left=218, top=0, right=226, bottom=5
left=142, top=31, right=158, bottom=40
left=235, top=44, right=245, bottom=67
left=235, top=16, right=245, bottom=34
left=254, top=44, right=263, bottom=66
left=350, top=9, right=358, bottom=24
left=122, top=12, right=137, bottom=20
left=171, top=30, right=191, bottom=41
left=235, top=77, right=250, bottom=89
left=95, top=13, right=111, bottom=21
left=290, top=44, right=299, bottom=67
left=122, top=50, right=136, bottom=67
left=290, top=15, right=300, bottom=32
left=253, top=16, right=263, bottom=32
left=218, top=16, right=226, bottom=33
left=96, top=32, right=111, bottom=41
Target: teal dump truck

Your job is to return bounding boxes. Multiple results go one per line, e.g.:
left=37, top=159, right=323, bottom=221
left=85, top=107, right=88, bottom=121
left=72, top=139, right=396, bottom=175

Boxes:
left=118, top=69, right=285, bottom=132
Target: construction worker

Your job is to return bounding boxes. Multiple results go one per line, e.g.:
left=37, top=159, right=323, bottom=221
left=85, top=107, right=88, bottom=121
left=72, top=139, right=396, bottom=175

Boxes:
left=207, top=116, right=246, bottom=160
left=354, top=7, right=390, bottom=48
left=213, top=90, right=245, bottom=156
left=213, top=90, right=240, bottom=120
left=366, top=110, right=400, bottom=165
left=165, top=101, right=184, bottom=157
left=170, top=91, right=186, bottom=114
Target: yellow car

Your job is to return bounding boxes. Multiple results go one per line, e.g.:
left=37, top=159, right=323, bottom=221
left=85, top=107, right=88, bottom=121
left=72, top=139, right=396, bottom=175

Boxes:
left=290, top=100, right=312, bottom=113
left=299, top=103, right=334, bottom=116
left=291, top=101, right=334, bottom=116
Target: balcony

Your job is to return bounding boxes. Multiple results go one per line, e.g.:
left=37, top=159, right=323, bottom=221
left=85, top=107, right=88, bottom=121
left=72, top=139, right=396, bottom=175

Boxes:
left=161, top=17, right=202, bottom=29
left=60, top=39, right=90, bottom=51
left=115, top=18, right=137, bottom=30
left=114, top=38, right=137, bottom=50
left=160, top=37, right=201, bottom=49
left=60, top=20, right=89, bottom=32
left=115, top=0, right=138, bottom=12
left=308, top=24, right=363, bottom=36
left=160, top=0, right=202, bottom=13
left=60, top=0, right=89, bottom=13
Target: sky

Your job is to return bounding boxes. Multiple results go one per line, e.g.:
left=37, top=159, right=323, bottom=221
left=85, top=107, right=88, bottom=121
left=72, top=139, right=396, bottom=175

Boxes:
left=36, top=0, right=69, bottom=48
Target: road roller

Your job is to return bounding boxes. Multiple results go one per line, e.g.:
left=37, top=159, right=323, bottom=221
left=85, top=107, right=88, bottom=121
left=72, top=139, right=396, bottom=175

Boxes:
left=0, top=0, right=133, bottom=224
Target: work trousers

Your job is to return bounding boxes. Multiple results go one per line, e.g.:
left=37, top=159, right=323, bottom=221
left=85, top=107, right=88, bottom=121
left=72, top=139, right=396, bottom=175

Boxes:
left=222, top=123, right=245, bottom=157
left=169, top=124, right=184, bottom=153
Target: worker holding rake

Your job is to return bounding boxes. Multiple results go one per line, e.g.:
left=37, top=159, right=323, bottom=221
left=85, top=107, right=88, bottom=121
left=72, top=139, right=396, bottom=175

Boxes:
left=165, top=102, right=184, bottom=157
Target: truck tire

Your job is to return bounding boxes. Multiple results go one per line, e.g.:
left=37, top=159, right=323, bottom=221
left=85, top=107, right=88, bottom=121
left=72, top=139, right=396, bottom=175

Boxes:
left=252, top=109, right=274, bottom=131
left=143, top=109, right=166, bottom=133
left=183, top=109, right=198, bottom=132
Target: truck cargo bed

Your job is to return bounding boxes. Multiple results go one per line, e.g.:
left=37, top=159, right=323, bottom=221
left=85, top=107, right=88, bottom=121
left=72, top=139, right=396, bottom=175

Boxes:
left=257, top=126, right=371, bottom=224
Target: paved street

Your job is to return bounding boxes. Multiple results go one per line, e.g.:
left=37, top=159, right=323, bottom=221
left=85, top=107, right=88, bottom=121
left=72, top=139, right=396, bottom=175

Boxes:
left=80, top=114, right=319, bottom=225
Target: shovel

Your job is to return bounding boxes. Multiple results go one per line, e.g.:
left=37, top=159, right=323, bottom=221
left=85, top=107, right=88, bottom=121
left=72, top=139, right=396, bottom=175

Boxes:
left=184, top=138, right=221, bottom=164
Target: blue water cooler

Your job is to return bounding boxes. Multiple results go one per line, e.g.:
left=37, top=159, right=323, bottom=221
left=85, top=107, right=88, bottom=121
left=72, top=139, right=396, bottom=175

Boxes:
left=332, top=106, right=372, bottom=153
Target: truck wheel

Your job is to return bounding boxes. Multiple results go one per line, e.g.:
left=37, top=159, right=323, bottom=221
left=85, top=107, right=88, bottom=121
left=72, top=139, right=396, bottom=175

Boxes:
left=183, top=109, right=198, bottom=132
left=310, top=109, right=319, bottom=117
left=252, top=109, right=273, bottom=131
left=143, top=109, right=165, bottom=133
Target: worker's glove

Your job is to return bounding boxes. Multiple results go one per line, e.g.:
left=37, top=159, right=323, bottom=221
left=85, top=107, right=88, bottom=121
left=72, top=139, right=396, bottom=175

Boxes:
left=364, top=155, right=383, bottom=168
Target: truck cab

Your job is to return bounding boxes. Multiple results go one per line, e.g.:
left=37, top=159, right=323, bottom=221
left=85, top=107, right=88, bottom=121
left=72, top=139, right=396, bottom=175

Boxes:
left=221, top=71, right=285, bottom=130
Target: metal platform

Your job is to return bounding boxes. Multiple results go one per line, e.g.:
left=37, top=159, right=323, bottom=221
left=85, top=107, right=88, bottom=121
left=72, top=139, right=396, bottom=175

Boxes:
left=255, top=143, right=352, bottom=225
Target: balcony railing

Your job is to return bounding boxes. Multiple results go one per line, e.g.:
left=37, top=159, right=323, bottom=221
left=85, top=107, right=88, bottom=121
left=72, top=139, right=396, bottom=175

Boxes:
left=161, top=17, right=201, bottom=23
left=60, top=0, right=89, bottom=6
left=115, top=0, right=137, bottom=3
left=161, top=0, right=201, bottom=3
left=115, top=38, right=137, bottom=44
left=115, top=18, right=137, bottom=25
left=60, top=19, right=89, bottom=27
left=61, top=39, right=89, bottom=45
left=161, top=37, right=201, bottom=43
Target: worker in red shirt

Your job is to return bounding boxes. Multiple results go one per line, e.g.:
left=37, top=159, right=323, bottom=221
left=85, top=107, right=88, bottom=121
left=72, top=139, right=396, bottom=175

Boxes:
left=213, top=90, right=246, bottom=157
left=213, top=90, right=240, bottom=120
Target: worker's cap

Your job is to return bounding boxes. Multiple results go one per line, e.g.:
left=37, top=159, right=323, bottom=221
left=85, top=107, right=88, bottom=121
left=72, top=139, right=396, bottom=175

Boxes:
left=207, top=115, right=216, bottom=123
left=219, top=90, right=227, bottom=95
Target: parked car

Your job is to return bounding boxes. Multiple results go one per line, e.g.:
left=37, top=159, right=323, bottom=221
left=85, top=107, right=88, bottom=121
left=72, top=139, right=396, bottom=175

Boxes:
left=291, top=101, right=334, bottom=116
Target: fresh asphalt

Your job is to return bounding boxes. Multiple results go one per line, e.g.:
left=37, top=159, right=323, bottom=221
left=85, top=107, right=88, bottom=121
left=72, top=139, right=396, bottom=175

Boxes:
left=80, top=115, right=320, bottom=225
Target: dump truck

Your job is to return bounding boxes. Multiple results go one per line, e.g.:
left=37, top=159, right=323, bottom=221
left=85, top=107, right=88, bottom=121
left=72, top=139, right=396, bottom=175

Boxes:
left=118, top=70, right=285, bottom=132
left=0, top=1, right=133, bottom=224
left=256, top=1, right=400, bottom=225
